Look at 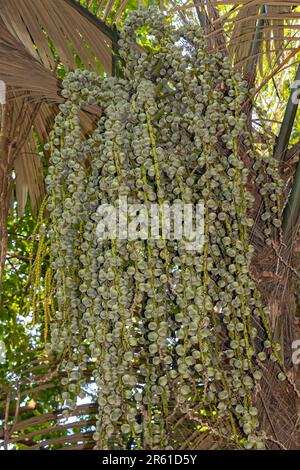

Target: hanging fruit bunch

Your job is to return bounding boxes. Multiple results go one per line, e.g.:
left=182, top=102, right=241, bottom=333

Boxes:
left=41, top=8, right=284, bottom=450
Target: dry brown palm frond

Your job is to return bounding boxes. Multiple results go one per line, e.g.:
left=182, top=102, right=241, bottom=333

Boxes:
left=0, top=19, right=61, bottom=103
left=0, top=90, right=51, bottom=280
left=0, top=0, right=116, bottom=179
left=103, top=0, right=116, bottom=20
left=171, top=2, right=300, bottom=78
left=0, top=0, right=115, bottom=214
left=0, top=0, right=117, bottom=282
left=228, top=4, right=261, bottom=68
left=0, top=0, right=113, bottom=73
left=171, top=1, right=300, bottom=12
left=227, top=4, right=298, bottom=74
left=76, top=0, right=135, bottom=24
left=0, top=0, right=118, bottom=283
left=114, top=0, right=132, bottom=23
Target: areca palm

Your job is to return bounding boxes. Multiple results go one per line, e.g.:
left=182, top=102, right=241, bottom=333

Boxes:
left=1, top=0, right=300, bottom=450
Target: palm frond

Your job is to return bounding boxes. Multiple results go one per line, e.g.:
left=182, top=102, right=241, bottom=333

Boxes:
left=172, top=2, right=300, bottom=76
left=0, top=359, right=97, bottom=450
left=0, top=0, right=119, bottom=281
left=0, top=0, right=116, bottom=226
left=0, top=0, right=113, bottom=73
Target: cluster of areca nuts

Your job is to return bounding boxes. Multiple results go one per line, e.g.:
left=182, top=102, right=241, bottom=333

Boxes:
left=44, top=9, right=284, bottom=450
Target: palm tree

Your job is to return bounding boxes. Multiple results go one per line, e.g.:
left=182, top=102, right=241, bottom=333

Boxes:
left=1, top=0, right=300, bottom=450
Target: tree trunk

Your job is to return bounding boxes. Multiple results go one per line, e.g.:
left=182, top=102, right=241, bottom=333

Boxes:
left=252, top=242, right=300, bottom=449
left=0, top=104, right=13, bottom=283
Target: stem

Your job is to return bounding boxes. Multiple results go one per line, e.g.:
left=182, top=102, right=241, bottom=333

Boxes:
left=274, top=63, right=300, bottom=162
left=246, top=5, right=266, bottom=86
left=64, top=0, right=116, bottom=41
left=112, top=25, right=121, bottom=78
left=194, top=0, right=208, bottom=28
left=64, top=0, right=121, bottom=77
left=282, top=157, right=300, bottom=237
